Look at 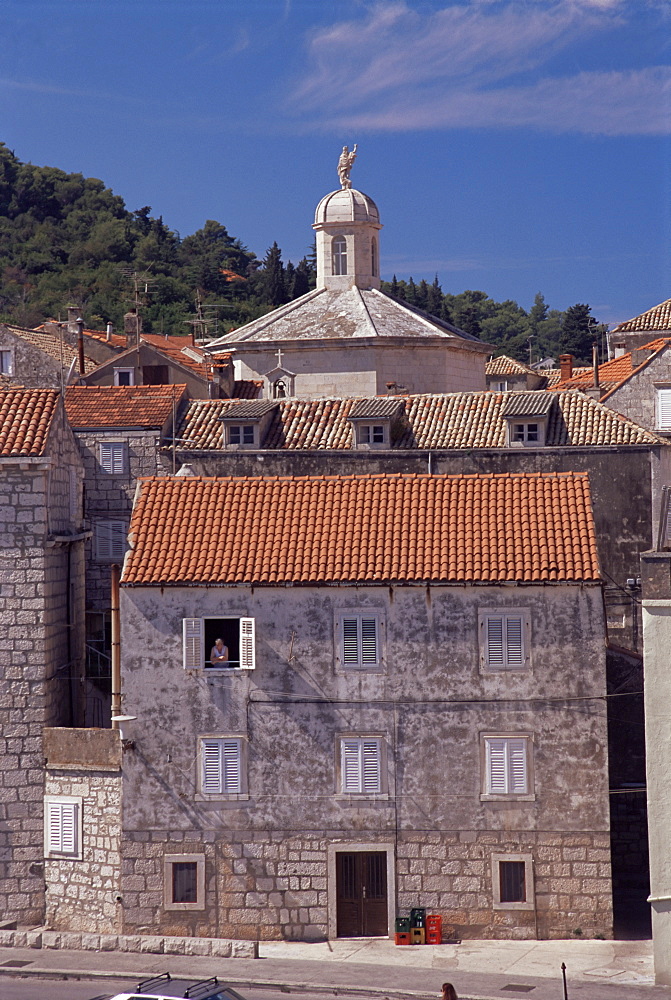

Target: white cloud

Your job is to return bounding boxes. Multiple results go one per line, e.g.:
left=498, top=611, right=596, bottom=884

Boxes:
left=289, top=0, right=671, bottom=136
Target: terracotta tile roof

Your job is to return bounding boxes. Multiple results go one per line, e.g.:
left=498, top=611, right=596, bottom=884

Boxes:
left=544, top=367, right=591, bottom=387
left=549, top=340, right=671, bottom=396
left=122, top=471, right=600, bottom=586
left=486, top=355, right=537, bottom=377
left=611, top=298, right=671, bottom=334
left=172, top=391, right=662, bottom=451
left=349, top=398, right=405, bottom=419
left=232, top=379, right=263, bottom=399
left=3, top=324, right=97, bottom=373
left=0, top=388, right=59, bottom=456
left=501, top=393, right=555, bottom=417
left=65, top=385, right=187, bottom=428
left=36, top=323, right=128, bottom=349
left=140, top=335, right=213, bottom=380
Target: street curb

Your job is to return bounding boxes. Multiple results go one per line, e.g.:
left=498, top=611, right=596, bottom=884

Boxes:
left=0, top=965, right=498, bottom=1000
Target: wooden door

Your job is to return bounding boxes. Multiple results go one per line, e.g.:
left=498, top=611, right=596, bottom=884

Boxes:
left=336, top=851, right=388, bottom=937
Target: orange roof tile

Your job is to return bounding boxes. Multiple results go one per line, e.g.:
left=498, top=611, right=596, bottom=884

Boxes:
left=172, top=390, right=662, bottom=451
left=486, top=355, right=537, bottom=377
left=549, top=339, right=671, bottom=396
left=141, top=335, right=213, bottom=380
left=0, top=388, right=60, bottom=456
left=65, top=385, right=187, bottom=428
left=611, top=298, right=671, bottom=334
left=122, top=471, right=601, bottom=586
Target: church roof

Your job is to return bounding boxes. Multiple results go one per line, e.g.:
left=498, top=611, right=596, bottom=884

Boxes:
left=207, top=286, right=488, bottom=349
left=314, top=188, right=380, bottom=226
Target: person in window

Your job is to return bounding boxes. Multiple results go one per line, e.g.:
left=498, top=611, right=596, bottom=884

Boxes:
left=210, top=638, right=229, bottom=666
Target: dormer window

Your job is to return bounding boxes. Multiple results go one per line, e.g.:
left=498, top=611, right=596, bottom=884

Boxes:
left=359, top=424, right=386, bottom=445
left=512, top=423, right=539, bottom=444
left=229, top=424, right=255, bottom=446
left=332, top=236, right=347, bottom=276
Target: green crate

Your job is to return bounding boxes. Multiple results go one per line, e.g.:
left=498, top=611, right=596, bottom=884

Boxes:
left=395, top=916, right=411, bottom=932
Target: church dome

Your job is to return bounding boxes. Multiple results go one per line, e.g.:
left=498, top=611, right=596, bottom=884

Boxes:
left=314, top=188, right=380, bottom=226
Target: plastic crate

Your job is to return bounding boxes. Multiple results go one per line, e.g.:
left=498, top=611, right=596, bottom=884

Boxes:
left=426, top=914, right=442, bottom=930
left=395, top=916, right=411, bottom=932
left=395, top=932, right=411, bottom=945
left=410, top=907, right=426, bottom=928
left=427, top=929, right=442, bottom=945
left=410, top=927, right=426, bottom=944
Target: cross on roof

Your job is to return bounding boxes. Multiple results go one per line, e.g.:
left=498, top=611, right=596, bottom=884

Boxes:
left=276, top=348, right=284, bottom=368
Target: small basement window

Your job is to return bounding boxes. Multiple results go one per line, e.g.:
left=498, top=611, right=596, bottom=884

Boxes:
left=164, top=853, right=205, bottom=911
left=492, top=853, right=534, bottom=910
left=183, top=616, right=255, bottom=670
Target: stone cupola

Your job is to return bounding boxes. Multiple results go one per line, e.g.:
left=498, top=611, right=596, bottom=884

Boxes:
left=313, top=188, right=383, bottom=291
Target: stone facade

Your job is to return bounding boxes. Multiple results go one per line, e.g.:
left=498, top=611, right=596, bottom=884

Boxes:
left=604, top=345, right=671, bottom=434
left=0, top=401, right=85, bottom=925
left=118, top=581, right=613, bottom=941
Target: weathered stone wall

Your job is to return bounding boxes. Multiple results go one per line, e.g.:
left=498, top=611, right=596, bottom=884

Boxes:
left=0, top=403, right=85, bottom=924
left=0, top=326, right=65, bottom=388
left=118, top=581, right=612, bottom=940
left=44, top=766, right=122, bottom=933
left=605, top=348, right=671, bottom=433
left=75, top=428, right=163, bottom=612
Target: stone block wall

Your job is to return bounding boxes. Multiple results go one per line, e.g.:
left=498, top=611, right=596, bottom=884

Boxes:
left=44, top=768, right=122, bottom=933
left=119, top=827, right=612, bottom=941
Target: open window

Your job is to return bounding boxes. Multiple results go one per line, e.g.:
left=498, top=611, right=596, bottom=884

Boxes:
left=183, top=616, right=255, bottom=670
left=113, top=368, right=135, bottom=386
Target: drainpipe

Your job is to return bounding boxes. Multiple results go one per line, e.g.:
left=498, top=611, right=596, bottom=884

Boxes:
left=111, top=563, right=121, bottom=728
left=76, top=317, right=85, bottom=376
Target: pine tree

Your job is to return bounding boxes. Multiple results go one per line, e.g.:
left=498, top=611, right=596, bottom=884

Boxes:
left=405, top=277, right=418, bottom=306
left=416, top=279, right=429, bottom=310
left=261, top=242, right=287, bottom=307
left=560, top=303, right=595, bottom=364
left=427, top=274, right=442, bottom=316
left=292, top=258, right=311, bottom=298
left=390, top=274, right=399, bottom=297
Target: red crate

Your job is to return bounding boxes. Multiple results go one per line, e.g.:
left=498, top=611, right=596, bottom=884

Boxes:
left=427, top=929, right=442, bottom=944
left=395, top=932, right=411, bottom=945
left=426, top=914, right=442, bottom=930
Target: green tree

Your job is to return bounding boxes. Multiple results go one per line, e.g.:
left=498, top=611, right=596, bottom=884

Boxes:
left=260, top=242, right=287, bottom=307
left=560, top=303, right=596, bottom=364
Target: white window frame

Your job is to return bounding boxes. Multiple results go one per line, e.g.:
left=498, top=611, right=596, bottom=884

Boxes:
left=182, top=616, right=256, bottom=670
left=491, top=853, right=535, bottom=911
left=492, top=380, right=508, bottom=392
left=163, top=853, right=205, bottom=911
left=481, top=734, right=534, bottom=801
left=113, top=368, right=135, bottom=386
left=228, top=423, right=256, bottom=446
left=99, top=440, right=126, bottom=475
left=358, top=424, right=386, bottom=446
left=0, top=348, right=13, bottom=376
left=94, top=519, right=127, bottom=561
left=658, top=388, right=671, bottom=430
left=198, top=736, right=248, bottom=798
left=506, top=419, right=546, bottom=447
left=44, top=796, right=82, bottom=859
left=336, top=610, right=384, bottom=671
left=332, top=235, right=348, bottom=276
left=479, top=608, right=531, bottom=672
left=337, top=736, right=386, bottom=796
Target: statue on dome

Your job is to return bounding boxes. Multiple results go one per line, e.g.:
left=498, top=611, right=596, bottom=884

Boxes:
left=337, top=144, right=358, bottom=189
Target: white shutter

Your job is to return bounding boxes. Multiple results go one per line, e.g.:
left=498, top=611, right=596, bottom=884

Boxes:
left=360, top=619, right=378, bottom=664
left=239, top=617, right=255, bottom=669
left=46, top=800, right=78, bottom=855
left=222, top=739, right=242, bottom=792
left=202, top=739, right=222, bottom=793
left=505, top=617, right=524, bottom=667
left=183, top=618, right=204, bottom=669
left=508, top=739, right=528, bottom=793
left=486, top=618, right=505, bottom=667
left=342, top=618, right=359, bottom=664
left=361, top=740, right=381, bottom=793
left=96, top=521, right=126, bottom=560
left=101, top=442, right=125, bottom=474
left=659, top=390, right=671, bottom=429
left=342, top=739, right=362, bottom=793
left=487, top=739, right=508, bottom=793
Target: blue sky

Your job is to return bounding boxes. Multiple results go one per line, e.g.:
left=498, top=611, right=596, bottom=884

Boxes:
left=1, top=0, right=670, bottom=326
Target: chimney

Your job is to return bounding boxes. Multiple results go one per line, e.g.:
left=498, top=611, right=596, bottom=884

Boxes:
left=106, top=322, right=114, bottom=343
left=76, top=317, right=85, bottom=376
left=613, top=341, right=626, bottom=359
left=123, top=309, right=142, bottom=348
left=559, top=354, right=574, bottom=382
left=67, top=305, right=80, bottom=337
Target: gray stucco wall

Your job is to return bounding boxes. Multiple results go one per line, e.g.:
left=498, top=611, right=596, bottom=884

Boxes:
left=118, top=581, right=612, bottom=941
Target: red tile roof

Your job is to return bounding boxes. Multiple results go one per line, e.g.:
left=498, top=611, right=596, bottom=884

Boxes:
left=141, top=335, right=214, bottom=380
left=0, top=388, right=60, bottom=456
left=486, top=355, right=537, bottom=377
left=549, top=339, right=671, bottom=396
left=173, top=391, right=662, bottom=451
left=611, top=298, right=671, bottom=334
left=122, top=471, right=601, bottom=586
left=232, top=379, right=263, bottom=399
left=65, top=385, right=187, bottom=428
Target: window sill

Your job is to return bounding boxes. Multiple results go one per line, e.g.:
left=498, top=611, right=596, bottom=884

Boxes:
left=337, top=664, right=385, bottom=673
left=203, top=666, right=251, bottom=674
left=493, top=901, right=535, bottom=911
left=335, top=793, right=391, bottom=804
left=194, top=793, right=250, bottom=803
left=480, top=793, right=535, bottom=803
left=163, top=901, right=206, bottom=911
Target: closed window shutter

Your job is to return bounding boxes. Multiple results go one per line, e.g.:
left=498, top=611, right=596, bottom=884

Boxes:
left=505, top=617, right=524, bottom=667
left=486, top=618, right=505, bottom=667
left=361, top=740, right=381, bottom=793
left=360, top=619, right=378, bottom=664
left=222, top=739, right=242, bottom=792
left=342, top=619, right=359, bottom=664
left=101, top=443, right=125, bottom=474
left=183, top=618, right=203, bottom=669
left=342, top=739, right=362, bottom=792
left=508, top=739, right=528, bottom=793
left=96, top=521, right=126, bottom=560
left=202, top=739, right=222, bottom=793
left=47, top=801, right=77, bottom=854
left=659, top=390, right=671, bottom=428
left=487, top=739, right=508, bottom=793
left=239, top=617, right=255, bottom=669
